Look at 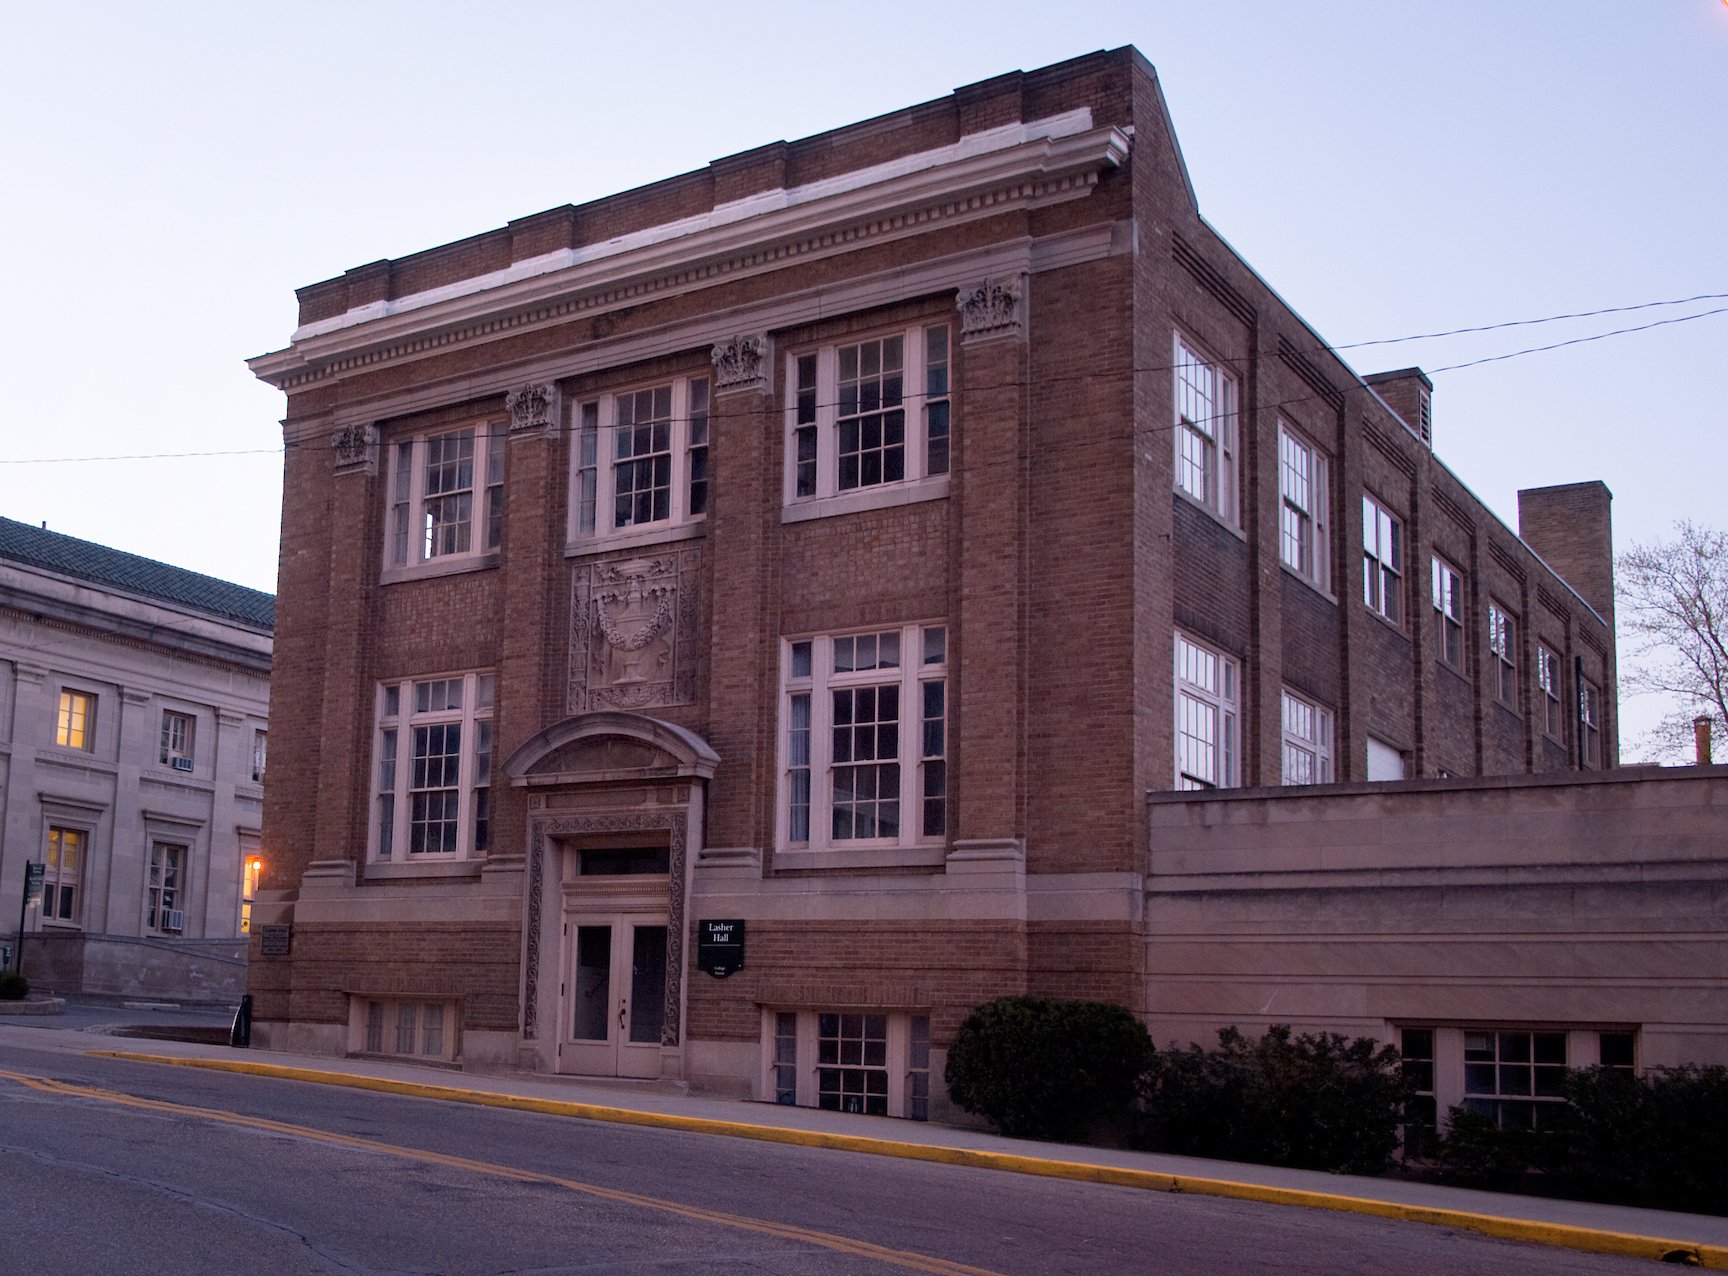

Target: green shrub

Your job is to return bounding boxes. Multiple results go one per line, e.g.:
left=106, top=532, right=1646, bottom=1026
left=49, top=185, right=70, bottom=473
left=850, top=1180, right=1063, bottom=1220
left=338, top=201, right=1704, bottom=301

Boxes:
left=944, top=996, right=1153, bottom=1142
left=0, top=972, right=28, bottom=1000
left=1136, top=1025, right=1407, bottom=1174
left=1436, top=1066, right=1728, bottom=1215
left=1434, top=1105, right=1563, bottom=1188
left=1560, top=1065, right=1728, bottom=1213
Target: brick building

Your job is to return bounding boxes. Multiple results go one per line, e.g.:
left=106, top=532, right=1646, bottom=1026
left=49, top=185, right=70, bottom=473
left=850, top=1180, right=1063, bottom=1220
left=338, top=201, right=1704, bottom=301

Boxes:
left=1, top=518, right=272, bottom=1002
left=247, top=48, right=1625, bottom=1113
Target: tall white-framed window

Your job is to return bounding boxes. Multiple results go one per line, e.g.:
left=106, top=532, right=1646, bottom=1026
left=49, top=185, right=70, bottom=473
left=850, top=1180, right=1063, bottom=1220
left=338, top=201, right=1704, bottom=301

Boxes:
left=1278, top=424, right=1329, bottom=589
left=571, top=375, right=710, bottom=544
left=1362, top=494, right=1403, bottom=624
left=159, top=710, right=196, bottom=770
left=251, top=730, right=268, bottom=784
left=240, top=853, right=262, bottom=934
left=785, top=324, right=951, bottom=512
left=1537, top=644, right=1564, bottom=740
left=1174, top=334, right=1238, bottom=523
left=372, top=671, right=495, bottom=860
left=1579, top=675, right=1602, bottom=768
left=43, top=825, right=85, bottom=924
left=387, top=424, right=505, bottom=571
left=1175, top=631, right=1240, bottom=790
left=1488, top=602, right=1517, bottom=709
left=147, top=841, right=187, bottom=933
left=779, top=624, right=947, bottom=851
left=1280, top=689, right=1333, bottom=785
left=55, top=689, right=95, bottom=751
left=1431, top=556, right=1464, bottom=670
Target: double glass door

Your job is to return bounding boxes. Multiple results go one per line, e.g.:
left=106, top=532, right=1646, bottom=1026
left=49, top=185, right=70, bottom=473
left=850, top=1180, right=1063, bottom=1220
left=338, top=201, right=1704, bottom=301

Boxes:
left=563, top=915, right=667, bottom=1078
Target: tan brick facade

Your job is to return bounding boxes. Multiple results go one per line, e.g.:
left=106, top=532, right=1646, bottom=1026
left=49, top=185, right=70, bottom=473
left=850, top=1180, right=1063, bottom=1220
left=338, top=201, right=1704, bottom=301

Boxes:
left=248, top=48, right=1619, bottom=1113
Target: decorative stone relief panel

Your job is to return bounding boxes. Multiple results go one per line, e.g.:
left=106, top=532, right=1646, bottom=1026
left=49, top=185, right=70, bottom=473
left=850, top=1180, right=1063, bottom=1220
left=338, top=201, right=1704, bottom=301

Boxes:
left=711, top=334, right=770, bottom=393
left=568, top=549, right=701, bottom=713
left=523, top=809, right=688, bottom=1044
left=957, top=274, right=1025, bottom=343
left=330, top=424, right=379, bottom=474
left=506, top=382, right=561, bottom=437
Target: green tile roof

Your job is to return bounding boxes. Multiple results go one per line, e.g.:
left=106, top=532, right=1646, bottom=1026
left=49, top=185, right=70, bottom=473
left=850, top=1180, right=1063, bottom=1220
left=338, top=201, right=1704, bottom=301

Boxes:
left=0, top=517, right=275, bottom=631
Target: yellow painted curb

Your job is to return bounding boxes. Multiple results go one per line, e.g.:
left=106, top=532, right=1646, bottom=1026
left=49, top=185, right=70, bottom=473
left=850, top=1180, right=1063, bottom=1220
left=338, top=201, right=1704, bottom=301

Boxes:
left=88, top=1050, right=1728, bottom=1270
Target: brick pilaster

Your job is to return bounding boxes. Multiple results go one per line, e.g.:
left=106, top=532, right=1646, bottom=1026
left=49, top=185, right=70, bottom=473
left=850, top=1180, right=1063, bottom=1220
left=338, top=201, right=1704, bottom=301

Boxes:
left=705, top=336, right=777, bottom=855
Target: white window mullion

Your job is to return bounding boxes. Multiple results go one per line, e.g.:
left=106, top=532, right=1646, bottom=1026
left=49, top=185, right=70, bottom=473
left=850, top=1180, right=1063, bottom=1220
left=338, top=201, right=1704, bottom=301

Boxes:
left=818, top=349, right=839, bottom=499
left=669, top=379, right=689, bottom=525
left=811, top=639, right=834, bottom=849
left=904, top=334, right=927, bottom=483
left=454, top=679, right=476, bottom=852
left=897, top=658, right=920, bottom=827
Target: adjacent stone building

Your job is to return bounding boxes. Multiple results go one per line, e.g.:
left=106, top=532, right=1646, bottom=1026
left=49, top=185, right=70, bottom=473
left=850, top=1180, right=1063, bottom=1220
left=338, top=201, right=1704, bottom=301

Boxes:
left=0, top=518, right=273, bottom=1002
left=246, top=47, right=1650, bottom=1116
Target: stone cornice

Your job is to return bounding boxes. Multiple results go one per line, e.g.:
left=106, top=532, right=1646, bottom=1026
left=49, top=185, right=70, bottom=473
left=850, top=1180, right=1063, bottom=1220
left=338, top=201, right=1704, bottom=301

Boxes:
left=0, top=573, right=273, bottom=675
left=278, top=221, right=1128, bottom=444
left=250, top=119, right=1130, bottom=392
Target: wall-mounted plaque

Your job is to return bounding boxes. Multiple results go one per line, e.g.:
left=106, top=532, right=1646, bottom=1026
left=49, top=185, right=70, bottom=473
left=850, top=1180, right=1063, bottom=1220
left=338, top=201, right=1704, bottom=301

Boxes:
left=697, top=919, right=745, bottom=978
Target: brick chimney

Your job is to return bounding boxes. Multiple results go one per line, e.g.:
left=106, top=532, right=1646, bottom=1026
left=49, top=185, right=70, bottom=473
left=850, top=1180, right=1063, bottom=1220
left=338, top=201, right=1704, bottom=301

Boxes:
left=1364, top=368, right=1433, bottom=448
left=1517, top=482, right=1615, bottom=627
left=1697, top=715, right=1714, bottom=766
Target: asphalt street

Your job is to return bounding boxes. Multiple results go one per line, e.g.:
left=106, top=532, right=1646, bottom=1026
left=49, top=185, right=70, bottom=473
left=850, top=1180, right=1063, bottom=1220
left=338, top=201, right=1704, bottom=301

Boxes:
left=0, top=1035, right=1666, bottom=1276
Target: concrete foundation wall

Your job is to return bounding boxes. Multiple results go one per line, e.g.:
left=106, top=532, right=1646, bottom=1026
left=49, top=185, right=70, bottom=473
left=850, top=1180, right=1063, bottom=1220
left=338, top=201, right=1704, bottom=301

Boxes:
left=1145, top=767, right=1728, bottom=1111
left=18, top=930, right=246, bottom=1004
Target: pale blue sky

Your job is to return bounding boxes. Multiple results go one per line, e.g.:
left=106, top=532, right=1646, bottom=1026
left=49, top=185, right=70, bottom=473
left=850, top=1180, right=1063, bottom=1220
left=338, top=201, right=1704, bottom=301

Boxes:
left=3, top=1, right=1724, bottom=743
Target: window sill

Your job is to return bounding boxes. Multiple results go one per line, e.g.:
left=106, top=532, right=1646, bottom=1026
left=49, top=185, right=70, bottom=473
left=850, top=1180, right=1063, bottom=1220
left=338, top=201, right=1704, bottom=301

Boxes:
left=1436, top=661, right=1471, bottom=690
left=782, top=476, right=948, bottom=524
left=1171, top=487, right=1247, bottom=542
left=1278, top=562, right=1336, bottom=605
left=566, top=519, right=706, bottom=558
left=346, top=1050, right=463, bottom=1070
left=773, top=845, right=948, bottom=871
left=364, top=859, right=485, bottom=880
left=381, top=552, right=500, bottom=587
left=39, top=750, right=116, bottom=774
left=1362, top=606, right=1411, bottom=641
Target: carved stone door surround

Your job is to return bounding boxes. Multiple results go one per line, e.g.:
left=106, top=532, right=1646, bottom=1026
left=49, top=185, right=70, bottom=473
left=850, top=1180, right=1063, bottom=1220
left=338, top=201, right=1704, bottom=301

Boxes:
left=505, top=712, right=719, bottom=1062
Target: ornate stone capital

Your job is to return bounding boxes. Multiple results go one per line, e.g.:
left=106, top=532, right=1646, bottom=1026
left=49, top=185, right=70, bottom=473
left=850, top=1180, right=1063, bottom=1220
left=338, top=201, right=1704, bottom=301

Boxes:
left=957, top=274, right=1026, bottom=344
left=711, top=334, right=770, bottom=394
left=329, top=424, right=379, bottom=474
left=506, top=382, right=561, bottom=437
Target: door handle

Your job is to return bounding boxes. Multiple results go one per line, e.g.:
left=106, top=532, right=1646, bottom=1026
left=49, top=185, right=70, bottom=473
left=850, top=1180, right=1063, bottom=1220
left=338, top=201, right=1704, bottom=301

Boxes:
left=618, top=999, right=626, bottom=1030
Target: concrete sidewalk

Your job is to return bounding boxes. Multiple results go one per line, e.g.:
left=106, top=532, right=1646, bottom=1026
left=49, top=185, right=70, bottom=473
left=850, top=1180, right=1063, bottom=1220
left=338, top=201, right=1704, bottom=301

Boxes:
left=2, top=1020, right=1724, bottom=1269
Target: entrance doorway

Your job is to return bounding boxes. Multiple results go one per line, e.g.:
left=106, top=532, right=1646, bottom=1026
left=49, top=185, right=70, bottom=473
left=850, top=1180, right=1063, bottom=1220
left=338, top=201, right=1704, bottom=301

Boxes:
left=561, top=913, right=668, bottom=1078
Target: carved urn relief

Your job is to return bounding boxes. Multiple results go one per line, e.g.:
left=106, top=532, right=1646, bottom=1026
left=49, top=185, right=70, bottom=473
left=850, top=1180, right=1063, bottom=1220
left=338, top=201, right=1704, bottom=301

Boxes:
left=569, top=549, right=701, bottom=712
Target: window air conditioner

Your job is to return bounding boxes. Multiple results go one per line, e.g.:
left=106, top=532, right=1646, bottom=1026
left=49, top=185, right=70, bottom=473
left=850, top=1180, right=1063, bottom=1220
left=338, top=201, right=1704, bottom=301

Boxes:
left=171, top=756, right=194, bottom=772
left=162, top=909, right=185, bottom=933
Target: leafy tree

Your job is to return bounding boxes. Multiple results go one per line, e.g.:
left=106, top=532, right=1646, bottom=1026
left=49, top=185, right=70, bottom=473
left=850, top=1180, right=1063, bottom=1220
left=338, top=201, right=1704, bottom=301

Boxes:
left=1618, top=521, right=1728, bottom=762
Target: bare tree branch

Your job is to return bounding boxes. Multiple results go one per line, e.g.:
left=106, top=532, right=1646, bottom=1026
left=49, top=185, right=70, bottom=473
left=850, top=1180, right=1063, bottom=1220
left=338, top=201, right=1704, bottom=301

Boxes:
left=1618, top=521, right=1728, bottom=762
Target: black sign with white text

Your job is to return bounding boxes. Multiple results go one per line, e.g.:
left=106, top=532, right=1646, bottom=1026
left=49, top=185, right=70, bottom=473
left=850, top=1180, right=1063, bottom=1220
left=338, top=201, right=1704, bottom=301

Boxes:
left=697, top=919, right=745, bottom=978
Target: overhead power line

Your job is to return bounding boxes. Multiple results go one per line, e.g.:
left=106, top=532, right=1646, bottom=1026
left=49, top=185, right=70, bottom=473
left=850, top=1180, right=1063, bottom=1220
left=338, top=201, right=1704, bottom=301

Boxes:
left=1, top=292, right=1724, bottom=467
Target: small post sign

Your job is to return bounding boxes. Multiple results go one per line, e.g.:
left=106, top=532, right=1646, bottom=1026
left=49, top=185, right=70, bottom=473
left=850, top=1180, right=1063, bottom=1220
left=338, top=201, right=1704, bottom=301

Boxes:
left=697, top=919, right=745, bottom=978
left=23, top=863, right=45, bottom=909
left=14, top=861, right=46, bottom=975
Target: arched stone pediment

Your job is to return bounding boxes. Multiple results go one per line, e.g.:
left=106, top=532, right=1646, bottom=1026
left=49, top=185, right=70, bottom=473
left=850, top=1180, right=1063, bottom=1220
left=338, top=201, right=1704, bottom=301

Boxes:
left=504, top=711, right=719, bottom=786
